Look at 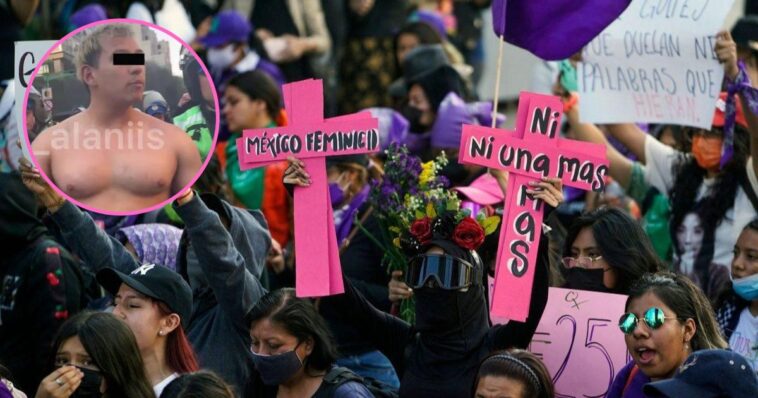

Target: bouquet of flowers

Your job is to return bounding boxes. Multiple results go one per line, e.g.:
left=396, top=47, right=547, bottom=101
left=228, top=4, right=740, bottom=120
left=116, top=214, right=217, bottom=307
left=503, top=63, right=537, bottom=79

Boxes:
left=360, top=144, right=500, bottom=323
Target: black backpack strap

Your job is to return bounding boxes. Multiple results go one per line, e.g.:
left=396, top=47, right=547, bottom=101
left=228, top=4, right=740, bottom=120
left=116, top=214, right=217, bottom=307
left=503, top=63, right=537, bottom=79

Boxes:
left=323, top=367, right=363, bottom=385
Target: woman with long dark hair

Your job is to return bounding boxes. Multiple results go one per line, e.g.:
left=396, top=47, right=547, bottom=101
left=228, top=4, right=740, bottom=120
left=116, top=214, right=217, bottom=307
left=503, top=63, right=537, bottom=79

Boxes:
left=562, top=207, right=662, bottom=294
left=34, top=311, right=155, bottom=398
left=607, top=272, right=728, bottom=398
left=247, top=289, right=373, bottom=397
left=564, top=32, right=758, bottom=300
left=222, top=70, right=292, bottom=247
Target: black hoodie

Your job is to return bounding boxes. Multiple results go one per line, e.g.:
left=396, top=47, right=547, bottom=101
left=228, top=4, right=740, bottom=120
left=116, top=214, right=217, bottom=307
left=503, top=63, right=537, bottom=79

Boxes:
left=0, top=172, right=89, bottom=394
left=321, top=234, right=551, bottom=397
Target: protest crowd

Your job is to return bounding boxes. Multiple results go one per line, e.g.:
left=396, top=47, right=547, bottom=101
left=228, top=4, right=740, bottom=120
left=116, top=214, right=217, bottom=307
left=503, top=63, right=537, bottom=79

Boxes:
left=2, top=0, right=758, bottom=397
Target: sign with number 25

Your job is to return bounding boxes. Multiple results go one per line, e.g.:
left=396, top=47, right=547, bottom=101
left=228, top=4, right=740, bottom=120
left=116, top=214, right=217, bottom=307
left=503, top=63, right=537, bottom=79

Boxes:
left=529, top=288, right=631, bottom=398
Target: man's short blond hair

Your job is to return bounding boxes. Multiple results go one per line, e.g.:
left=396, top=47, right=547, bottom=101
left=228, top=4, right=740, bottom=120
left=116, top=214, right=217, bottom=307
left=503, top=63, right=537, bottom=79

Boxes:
left=75, top=24, right=135, bottom=82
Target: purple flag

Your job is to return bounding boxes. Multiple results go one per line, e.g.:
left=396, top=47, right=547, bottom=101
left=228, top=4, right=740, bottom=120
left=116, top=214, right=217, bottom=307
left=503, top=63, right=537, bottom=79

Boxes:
left=492, top=0, right=631, bottom=60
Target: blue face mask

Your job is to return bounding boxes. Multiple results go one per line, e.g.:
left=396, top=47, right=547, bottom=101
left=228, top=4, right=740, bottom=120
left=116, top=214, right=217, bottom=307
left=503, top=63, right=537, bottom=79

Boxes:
left=733, top=273, right=758, bottom=301
left=251, top=346, right=303, bottom=386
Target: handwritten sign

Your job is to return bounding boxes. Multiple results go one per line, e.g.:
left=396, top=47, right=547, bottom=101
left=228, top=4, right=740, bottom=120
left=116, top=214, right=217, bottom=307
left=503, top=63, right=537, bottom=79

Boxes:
left=236, top=79, right=379, bottom=297
left=529, top=288, right=630, bottom=398
left=459, top=92, right=609, bottom=322
left=578, top=0, right=735, bottom=129
left=14, top=40, right=56, bottom=162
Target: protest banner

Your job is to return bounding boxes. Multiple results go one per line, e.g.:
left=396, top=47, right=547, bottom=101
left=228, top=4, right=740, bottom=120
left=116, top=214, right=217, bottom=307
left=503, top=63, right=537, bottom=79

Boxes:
left=578, top=0, right=735, bottom=129
left=459, top=92, right=609, bottom=322
left=14, top=40, right=56, bottom=161
left=529, top=288, right=630, bottom=398
left=237, top=79, right=379, bottom=297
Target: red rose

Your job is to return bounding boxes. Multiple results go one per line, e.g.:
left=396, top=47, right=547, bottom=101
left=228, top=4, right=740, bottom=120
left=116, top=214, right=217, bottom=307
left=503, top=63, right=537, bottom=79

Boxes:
left=410, top=217, right=433, bottom=244
left=453, top=217, right=485, bottom=250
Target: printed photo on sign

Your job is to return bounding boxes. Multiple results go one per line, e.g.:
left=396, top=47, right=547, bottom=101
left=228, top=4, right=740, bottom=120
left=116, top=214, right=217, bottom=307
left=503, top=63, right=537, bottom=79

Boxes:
left=22, top=19, right=220, bottom=215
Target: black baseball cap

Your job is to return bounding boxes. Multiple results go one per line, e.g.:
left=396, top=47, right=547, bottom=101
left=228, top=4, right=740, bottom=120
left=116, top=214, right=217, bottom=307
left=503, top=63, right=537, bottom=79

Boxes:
left=97, top=264, right=193, bottom=329
left=643, top=349, right=758, bottom=398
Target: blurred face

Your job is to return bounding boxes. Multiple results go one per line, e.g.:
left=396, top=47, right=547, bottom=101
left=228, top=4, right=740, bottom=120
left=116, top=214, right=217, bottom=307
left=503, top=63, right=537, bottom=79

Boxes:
left=198, top=73, right=213, bottom=103
left=250, top=318, right=312, bottom=359
left=223, top=85, right=267, bottom=132
left=83, top=34, right=145, bottom=106
left=408, top=84, right=435, bottom=128
left=624, top=292, right=695, bottom=380
left=475, top=375, right=526, bottom=398
left=569, top=227, right=616, bottom=289
left=112, top=284, right=165, bottom=352
left=397, top=33, right=420, bottom=64
left=732, top=228, right=758, bottom=280
left=676, top=213, right=703, bottom=256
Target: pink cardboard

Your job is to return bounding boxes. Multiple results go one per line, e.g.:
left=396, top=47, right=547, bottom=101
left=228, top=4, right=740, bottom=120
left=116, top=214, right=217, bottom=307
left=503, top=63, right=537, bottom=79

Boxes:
left=21, top=19, right=221, bottom=216
left=529, top=288, right=629, bottom=397
left=246, top=79, right=377, bottom=297
left=459, top=92, right=609, bottom=321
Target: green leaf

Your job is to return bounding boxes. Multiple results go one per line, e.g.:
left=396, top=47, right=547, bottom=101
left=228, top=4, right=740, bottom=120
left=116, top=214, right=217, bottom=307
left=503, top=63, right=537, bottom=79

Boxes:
left=482, top=216, right=501, bottom=235
left=415, top=209, right=426, bottom=219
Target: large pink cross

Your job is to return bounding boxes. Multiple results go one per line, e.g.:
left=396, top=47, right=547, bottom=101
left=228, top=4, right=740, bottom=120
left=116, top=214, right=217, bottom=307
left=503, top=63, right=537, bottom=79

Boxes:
left=236, top=79, right=379, bottom=297
left=459, top=92, right=609, bottom=322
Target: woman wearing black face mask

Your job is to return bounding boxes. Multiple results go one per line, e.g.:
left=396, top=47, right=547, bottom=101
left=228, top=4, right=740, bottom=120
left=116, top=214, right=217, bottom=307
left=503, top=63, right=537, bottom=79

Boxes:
left=34, top=311, right=155, bottom=398
left=562, top=207, right=662, bottom=294
left=246, top=289, right=374, bottom=397
left=287, top=157, right=561, bottom=397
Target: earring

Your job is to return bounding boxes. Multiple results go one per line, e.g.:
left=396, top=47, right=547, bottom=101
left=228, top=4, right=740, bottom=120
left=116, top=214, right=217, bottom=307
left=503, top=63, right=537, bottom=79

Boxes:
left=158, top=331, right=164, bottom=336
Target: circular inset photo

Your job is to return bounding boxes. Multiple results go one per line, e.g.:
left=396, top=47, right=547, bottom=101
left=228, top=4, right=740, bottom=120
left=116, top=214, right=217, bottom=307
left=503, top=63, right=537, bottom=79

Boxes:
left=23, top=19, right=219, bottom=215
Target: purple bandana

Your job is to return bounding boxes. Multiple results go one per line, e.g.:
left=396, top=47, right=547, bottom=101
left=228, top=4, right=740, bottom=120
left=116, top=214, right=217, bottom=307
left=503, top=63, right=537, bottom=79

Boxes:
left=117, top=224, right=182, bottom=271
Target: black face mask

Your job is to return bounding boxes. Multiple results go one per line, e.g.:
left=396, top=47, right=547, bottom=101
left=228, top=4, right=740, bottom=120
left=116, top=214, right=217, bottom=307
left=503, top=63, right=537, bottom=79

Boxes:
left=71, top=367, right=102, bottom=398
left=564, top=268, right=610, bottom=293
left=401, top=104, right=430, bottom=133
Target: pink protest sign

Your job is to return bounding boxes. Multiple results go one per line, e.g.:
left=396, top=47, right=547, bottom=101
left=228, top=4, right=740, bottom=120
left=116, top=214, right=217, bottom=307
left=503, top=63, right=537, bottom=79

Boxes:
left=529, top=288, right=630, bottom=398
left=237, top=79, right=379, bottom=297
left=458, top=92, right=609, bottom=322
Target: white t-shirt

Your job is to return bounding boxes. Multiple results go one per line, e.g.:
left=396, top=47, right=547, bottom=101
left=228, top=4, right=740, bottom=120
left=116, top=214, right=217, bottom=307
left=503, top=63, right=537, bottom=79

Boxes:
left=643, top=136, right=758, bottom=280
left=729, top=307, right=758, bottom=373
left=153, top=373, right=179, bottom=397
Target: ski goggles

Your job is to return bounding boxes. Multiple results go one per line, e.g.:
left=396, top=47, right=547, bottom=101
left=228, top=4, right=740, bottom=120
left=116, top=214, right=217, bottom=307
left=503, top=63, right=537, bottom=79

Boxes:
left=406, top=253, right=482, bottom=290
left=618, top=307, right=678, bottom=334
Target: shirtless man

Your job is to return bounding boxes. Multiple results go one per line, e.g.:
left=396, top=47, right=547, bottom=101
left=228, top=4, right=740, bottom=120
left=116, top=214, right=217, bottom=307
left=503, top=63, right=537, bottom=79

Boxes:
left=32, top=24, right=201, bottom=212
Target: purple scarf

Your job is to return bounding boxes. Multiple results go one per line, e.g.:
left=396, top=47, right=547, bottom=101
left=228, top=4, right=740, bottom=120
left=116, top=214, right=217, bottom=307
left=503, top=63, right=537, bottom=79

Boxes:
left=607, top=361, right=652, bottom=398
left=116, top=223, right=182, bottom=271
left=333, top=185, right=370, bottom=246
left=722, top=61, right=758, bottom=169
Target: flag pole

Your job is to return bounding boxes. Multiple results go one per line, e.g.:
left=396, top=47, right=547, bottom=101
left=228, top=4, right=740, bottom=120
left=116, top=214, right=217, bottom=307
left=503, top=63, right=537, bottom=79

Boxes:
left=491, top=35, right=505, bottom=128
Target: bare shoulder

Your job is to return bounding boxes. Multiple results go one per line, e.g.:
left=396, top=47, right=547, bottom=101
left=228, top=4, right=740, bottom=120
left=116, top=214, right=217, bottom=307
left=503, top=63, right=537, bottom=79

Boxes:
left=32, top=115, right=72, bottom=149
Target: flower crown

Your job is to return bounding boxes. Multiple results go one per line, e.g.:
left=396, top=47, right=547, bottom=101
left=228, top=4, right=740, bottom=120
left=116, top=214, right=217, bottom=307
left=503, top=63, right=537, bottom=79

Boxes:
left=394, top=202, right=500, bottom=255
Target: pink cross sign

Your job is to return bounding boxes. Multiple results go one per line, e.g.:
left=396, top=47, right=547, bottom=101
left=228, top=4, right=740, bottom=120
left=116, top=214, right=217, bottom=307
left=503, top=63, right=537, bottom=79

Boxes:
left=459, top=92, right=609, bottom=322
left=236, top=79, right=379, bottom=297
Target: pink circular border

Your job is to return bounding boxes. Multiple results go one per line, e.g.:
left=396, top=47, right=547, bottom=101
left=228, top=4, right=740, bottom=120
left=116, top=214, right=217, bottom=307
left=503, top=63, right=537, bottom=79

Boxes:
left=22, top=18, right=221, bottom=216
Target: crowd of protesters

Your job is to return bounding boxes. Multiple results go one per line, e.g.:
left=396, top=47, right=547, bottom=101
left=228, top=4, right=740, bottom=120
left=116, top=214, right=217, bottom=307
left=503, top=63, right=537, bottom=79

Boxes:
left=1, top=1, right=758, bottom=397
